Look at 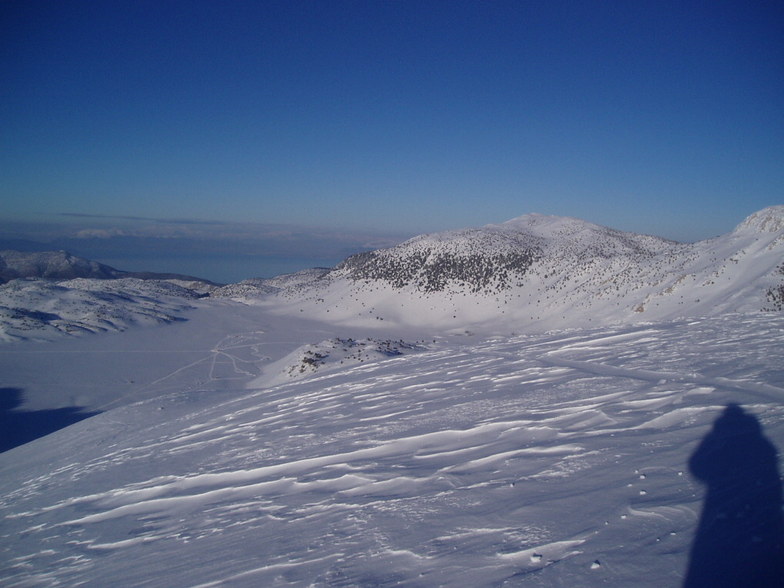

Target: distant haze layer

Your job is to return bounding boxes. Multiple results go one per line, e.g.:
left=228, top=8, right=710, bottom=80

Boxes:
left=93, top=254, right=341, bottom=284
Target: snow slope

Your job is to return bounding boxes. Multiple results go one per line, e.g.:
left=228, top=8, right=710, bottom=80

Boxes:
left=1, top=310, right=782, bottom=586
left=263, top=206, right=784, bottom=333
left=2, top=207, right=782, bottom=343
left=1, top=207, right=783, bottom=586
left=0, top=278, right=201, bottom=343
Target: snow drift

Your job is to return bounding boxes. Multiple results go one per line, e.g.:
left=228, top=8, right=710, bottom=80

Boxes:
left=0, top=206, right=782, bottom=586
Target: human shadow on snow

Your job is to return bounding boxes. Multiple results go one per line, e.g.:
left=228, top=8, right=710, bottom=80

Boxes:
left=0, top=387, right=99, bottom=453
left=684, top=403, right=784, bottom=587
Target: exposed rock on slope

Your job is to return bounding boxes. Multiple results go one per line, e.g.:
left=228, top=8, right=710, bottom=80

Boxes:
left=334, top=214, right=678, bottom=295
left=252, top=337, right=427, bottom=387
left=271, top=207, right=784, bottom=331
left=211, top=268, right=331, bottom=299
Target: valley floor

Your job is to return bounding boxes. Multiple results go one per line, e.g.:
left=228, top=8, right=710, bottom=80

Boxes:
left=1, top=305, right=782, bottom=586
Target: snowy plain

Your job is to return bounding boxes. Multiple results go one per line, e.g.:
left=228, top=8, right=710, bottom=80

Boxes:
left=1, top=208, right=783, bottom=586
left=1, top=303, right=782, bottom=586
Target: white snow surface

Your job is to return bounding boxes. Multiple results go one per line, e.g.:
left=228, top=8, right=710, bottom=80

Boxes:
left=0, top=278, right=199, bottom=343
left=1, top=307, right=783, bottom=586
left=1, top=208, right=783, bottom=586
left=255, top=206, right=784, bottom=333
left=2, top=207, right=783, bottom=342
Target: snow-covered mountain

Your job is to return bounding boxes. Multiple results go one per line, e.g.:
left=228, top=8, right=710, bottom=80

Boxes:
left=0, top=250, right=226, bottom=342
left=0, top=250, right=120, bottom=282
left=0, top=277, right=201, bottom=343
left=0, top=250, right=221, bottom=286
left=1, top=207, right=783, bottom=586
left=2, top=207, right=782, bottom=343
left=264, top=206, right=784, bottom=332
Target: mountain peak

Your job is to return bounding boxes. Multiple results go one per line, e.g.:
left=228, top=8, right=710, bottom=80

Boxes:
left=277, top=207, right=784, bottom=331
left=499, top=212, right=597, bottom=232
left=0, top=249, right=118, bottom=283
left=734, top=206, right=784, bottom=233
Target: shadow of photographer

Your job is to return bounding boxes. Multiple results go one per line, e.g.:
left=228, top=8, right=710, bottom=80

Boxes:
left=684, top=403, right=783, bottom=587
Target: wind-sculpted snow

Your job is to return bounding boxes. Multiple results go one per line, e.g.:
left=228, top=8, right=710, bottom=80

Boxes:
left=2, top=209, right=783, bottom=585
left=1, top=312, right=782, bottom=586
left=0, top=278, right=200, bottom=342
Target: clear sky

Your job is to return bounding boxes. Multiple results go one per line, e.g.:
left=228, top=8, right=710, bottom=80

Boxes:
left=2, top=1, right=782, bottom=253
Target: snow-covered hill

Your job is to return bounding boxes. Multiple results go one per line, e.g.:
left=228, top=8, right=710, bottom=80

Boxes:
left=0, top=278, right=200, bottom=343
left=0, top=250, right=220, bottom=286
left=0, top=264, right=330, bottom=344
left=1, top=207, right=783, bottom=586
left=210, top=269, right=331, bottom=300
left=3, top=208, right=782, bottom=343
left=1, top=311, right=782, bottom=586
left=253, top=336, right=429, bottom=387
left=264, top=206, right=784, bottom=332
left=0, top=250, right=120, bottom=282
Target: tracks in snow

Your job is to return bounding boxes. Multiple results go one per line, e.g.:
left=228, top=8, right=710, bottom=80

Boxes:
left=2, top=314, right=783, bottom=586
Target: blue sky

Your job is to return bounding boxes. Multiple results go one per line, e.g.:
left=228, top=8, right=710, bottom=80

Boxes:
left=2, top=0, right=782, bottom=275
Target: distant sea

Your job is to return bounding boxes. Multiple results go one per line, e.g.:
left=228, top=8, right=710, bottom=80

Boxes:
left=93, top=255, right=343, bottom=285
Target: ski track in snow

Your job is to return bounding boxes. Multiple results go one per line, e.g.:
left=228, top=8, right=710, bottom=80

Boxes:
left=1, top=313, right=783, bottom=586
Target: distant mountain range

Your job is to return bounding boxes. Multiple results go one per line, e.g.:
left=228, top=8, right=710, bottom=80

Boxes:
left=1, top=206, right=782, bottom=341
left=0, top=249, right=221, bottom=285
left=3, top=210, right=783, bottom=586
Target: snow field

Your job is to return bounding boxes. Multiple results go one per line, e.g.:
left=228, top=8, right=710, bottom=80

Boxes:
left=1, top=311, right=782, bottom=586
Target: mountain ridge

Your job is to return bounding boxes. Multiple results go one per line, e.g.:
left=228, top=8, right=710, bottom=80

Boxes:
left=1, top=207, right=782, bottom=341
left=0, top=249, right=220, bottom=285
left=732, top=205, right=784, bottom=234
left=2, top=211, right=783, bottom=586
left=264, top=206, right=784, bottom=332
